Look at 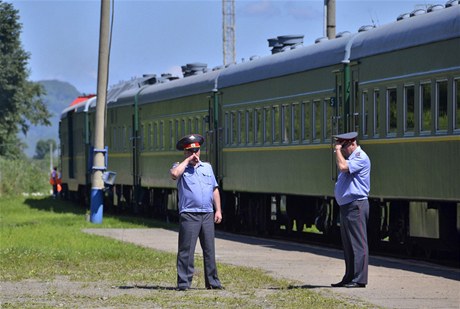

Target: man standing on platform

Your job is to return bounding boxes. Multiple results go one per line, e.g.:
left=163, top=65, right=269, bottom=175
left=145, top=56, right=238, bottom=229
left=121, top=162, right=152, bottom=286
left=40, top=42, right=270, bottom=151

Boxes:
left=170, top=134, right=223, bottom=291
left=331, top=132, right=371, bottom=288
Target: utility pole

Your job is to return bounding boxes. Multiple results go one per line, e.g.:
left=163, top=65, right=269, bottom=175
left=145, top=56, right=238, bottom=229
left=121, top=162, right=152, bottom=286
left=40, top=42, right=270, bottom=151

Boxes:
left=324, top=0, right=336, bottom=39
left=90, top=0, right=111, bottom=223
left=49, top=141, right=53, bottom=172
left=222, top=0, right=236, bottom=66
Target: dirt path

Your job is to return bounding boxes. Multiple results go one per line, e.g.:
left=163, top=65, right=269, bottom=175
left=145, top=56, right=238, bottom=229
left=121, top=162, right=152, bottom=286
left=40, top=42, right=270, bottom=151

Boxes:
left=83, top=228, right=460, bottom=309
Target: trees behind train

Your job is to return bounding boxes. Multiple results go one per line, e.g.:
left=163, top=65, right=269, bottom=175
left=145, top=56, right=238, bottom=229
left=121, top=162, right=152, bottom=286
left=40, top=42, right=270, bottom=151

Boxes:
left=0, top=1, right=51, bottom=159
left=33, top=139, right=57, bottom=160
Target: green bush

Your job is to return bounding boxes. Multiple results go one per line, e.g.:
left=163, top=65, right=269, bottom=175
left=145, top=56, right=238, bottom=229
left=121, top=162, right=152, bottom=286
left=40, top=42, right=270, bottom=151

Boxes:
left=0, top=157, right=50, bottom=197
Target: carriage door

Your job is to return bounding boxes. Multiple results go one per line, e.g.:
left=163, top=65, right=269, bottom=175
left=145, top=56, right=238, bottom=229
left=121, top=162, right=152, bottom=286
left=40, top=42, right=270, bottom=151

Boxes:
left=350, top=67, right=360, bottom=133
left=331, top=63, right=360, bottom=180
left=67, top=111, right=75, bottom=179
left=207, top=90, right=224, bottom=184
left=331, top=69, right=344, bottom=181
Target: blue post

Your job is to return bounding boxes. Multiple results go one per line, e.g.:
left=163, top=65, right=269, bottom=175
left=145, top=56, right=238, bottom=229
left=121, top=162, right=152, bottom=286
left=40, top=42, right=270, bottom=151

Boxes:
left=90, top=188, right=104, bottom=224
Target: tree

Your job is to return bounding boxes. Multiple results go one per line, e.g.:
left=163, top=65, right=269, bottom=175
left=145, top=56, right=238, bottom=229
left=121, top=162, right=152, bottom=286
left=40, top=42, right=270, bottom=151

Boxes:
left=0, top=1, right=51, bottom=159
left=33, top=138, right=57, bottom=160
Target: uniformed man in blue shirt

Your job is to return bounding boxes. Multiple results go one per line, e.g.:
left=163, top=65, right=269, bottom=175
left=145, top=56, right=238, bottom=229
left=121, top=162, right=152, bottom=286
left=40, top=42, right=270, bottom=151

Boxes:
left=331, top=132, right=371, bottom=288
left=170, top=134, right=223, bottom=291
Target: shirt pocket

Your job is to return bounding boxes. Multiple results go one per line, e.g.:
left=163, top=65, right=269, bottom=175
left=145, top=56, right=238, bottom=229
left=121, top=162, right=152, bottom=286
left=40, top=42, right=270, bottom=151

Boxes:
left=183, top=172, right=196, bottom=184
left=199, top=172, right=214, bottom=186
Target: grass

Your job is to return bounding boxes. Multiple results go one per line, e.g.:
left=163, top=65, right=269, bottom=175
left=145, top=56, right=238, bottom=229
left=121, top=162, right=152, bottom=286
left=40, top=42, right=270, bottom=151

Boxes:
left=0, top=196, right=369, bottom=308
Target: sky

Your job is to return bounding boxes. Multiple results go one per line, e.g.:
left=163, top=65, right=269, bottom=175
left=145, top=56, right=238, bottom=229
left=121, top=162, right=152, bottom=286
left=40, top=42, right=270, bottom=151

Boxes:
left=10, top=0, right=428, bottom=95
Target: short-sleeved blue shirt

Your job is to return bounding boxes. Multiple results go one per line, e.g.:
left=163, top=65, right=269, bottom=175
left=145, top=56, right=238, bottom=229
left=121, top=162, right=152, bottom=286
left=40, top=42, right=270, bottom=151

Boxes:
left=173, top=161, right=218, bottom=214
left=334, top=146, right=371, bottom=206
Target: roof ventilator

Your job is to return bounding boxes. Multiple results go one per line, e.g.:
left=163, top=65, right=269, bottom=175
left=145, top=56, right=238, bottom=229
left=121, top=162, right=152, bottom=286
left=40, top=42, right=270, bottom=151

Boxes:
left=410, top=9, right=426, bottom=17
left=358, top=25, right=375, bottom=32
left=336, top=31, right=351, bottom=38
left=428, top=4, right=445, bottom=12
left=314, top=36, right=329, bottom=44
left=445, top=0, right=459, bottom=7
left=181, top=63, right=208, bottom=77
left=268, top=35, right=304, bottom=54
left=397, top=12, right=410, bottom=21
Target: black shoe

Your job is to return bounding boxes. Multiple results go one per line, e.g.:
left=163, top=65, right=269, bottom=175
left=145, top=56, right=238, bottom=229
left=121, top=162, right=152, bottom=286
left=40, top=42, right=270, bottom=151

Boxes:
left=331, top=281, right=348, bottom=287
left=177, top=286, right=188, bottom=291
left=344, top=282, right=366, bottom=288
left=207, top=285, right=224, bottom=290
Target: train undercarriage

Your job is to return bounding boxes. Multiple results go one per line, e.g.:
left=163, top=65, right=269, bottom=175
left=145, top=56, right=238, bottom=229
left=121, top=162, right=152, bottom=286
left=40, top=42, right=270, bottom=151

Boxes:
left=63, top=183, right=460, bottom=267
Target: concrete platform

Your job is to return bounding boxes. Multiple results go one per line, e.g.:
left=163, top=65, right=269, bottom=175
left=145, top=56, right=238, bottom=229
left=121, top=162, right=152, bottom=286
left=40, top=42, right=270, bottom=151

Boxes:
left=84, top=228, right=460, bottom=309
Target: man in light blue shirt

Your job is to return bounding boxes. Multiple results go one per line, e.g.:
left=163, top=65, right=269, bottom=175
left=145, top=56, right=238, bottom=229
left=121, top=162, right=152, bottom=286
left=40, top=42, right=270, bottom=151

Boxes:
left=170, top=134, right=223, bottom=291
left=331, top=132, right=371, bottom=289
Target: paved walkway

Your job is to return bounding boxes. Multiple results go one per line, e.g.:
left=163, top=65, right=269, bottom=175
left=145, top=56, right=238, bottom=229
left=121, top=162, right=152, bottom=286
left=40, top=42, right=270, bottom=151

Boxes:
left=84, top=228, right=460, bottom=309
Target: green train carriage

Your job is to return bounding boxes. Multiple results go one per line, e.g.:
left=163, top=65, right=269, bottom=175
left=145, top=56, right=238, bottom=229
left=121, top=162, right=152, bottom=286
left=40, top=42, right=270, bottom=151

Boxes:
left=60, top=3, right=460, bottom=261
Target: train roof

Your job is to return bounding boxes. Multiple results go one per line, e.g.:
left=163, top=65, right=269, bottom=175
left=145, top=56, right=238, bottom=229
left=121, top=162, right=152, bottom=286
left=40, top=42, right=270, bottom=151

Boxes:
left=114, top=69, right=221, bottom=107
left=60, top=96, right=97, bottom=119
left=348, top=5, right=460, bottom=61
left=60, top=76, right=159, bottom=119
left=109, top=4, right=459, bottom=107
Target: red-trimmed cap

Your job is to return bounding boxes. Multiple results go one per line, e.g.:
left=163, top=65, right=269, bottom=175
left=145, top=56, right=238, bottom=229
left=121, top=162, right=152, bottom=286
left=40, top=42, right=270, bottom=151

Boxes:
left=176, top=134, right=205, bottom=150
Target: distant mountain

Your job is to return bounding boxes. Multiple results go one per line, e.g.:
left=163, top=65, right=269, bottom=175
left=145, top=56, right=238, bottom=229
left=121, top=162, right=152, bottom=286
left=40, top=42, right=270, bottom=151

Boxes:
left=21, top=80, right=81, bottom=157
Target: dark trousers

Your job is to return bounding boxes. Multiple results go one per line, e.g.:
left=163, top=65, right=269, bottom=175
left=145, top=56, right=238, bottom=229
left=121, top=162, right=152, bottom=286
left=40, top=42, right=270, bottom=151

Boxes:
left=177, top=212, right=221, bottom=289
left=339, top=199, right=369, bottom=284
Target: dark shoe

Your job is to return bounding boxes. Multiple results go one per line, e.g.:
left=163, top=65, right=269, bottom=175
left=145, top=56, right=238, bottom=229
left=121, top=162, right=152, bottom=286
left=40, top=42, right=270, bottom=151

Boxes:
left=331, top=281, right=349, bottom=287
left=207, top=285, right=224, bottom=290
left=177, top=286, right=188, bottom=291
left=344, top=282, right=366, bottom=288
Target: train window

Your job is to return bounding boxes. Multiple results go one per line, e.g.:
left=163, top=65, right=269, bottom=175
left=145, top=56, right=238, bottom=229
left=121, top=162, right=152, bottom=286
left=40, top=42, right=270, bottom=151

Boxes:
left=168, top=120, right=174, bottom=150
left=281, top=104, right=290, bottom=144
left=201, top=116, right=206, bottom=138
left=313, top=100, right=321, bottom=142
left=386, top=88, right=397, bottom=137
left=112, top=127, right=117, bottom=151
left=224, top=112, right=229, bottom=145
left=325, top=99, right=334, bottom=140
left=373, top=90, right=380, bottom=137
left=420, top=82, right=432, bottom=133
left=174, top=119, right=180, bottom=144
left=153, top=122, right=158, bottom=150
left=110, top=109, right=116, bottom=124
left=231, top=111, right=237, bottom=145
left=246, top=110, right=253, bottom=145
left=147, top=123, right=152, bottom=150
left=181, top=119, right=186, bottom=137
left=159, top=121, right=164, bottom=150
left=117, top=126, right=122, bottom=151
left=404, top=85, right=415, bottom=135
left=273, top=105, right=280, bottom=143
left=456, top=79, right=460, bottom=131
left=436, top=80, right=448, bottom=132
left=254, top=108, right=262, bottom=144
left=129, top=126, right=133, bottom=151
left=187, top=118, right=192, bottom=135
left=122, top=126, right=126, bottom=151
left=238, top=110, right=244, bottom=145
left=362, top=91, right=369, bottom=137
left=263, top=107, right=272, bottom=144
left=195, top=117, right=200, bottom=134
left=140, top=124, right=145, bottom=151
left=292, top=103, right=300, bottom=143
left=301, top=101, right=311, bottom=143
